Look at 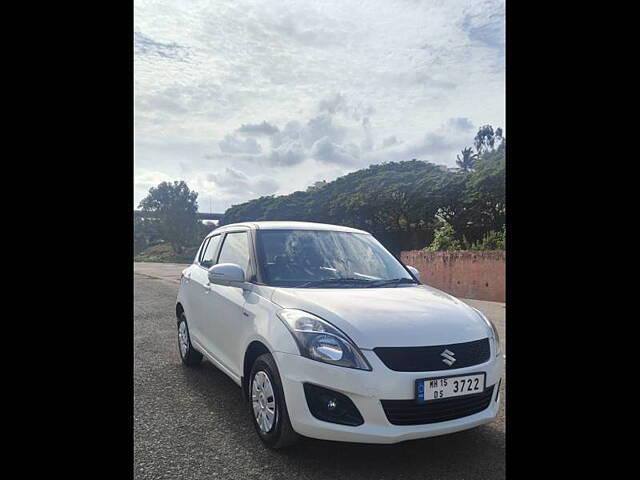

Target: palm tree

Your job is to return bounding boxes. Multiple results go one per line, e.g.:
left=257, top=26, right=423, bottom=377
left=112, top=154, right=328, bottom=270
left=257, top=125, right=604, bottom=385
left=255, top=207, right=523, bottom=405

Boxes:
left=456, top=147, right=477, bottom=172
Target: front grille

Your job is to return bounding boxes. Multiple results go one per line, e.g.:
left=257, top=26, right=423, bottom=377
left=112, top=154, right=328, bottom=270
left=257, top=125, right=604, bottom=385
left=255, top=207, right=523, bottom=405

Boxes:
left=374, top=338, right=490, bottom=372
left=381, top=385, right=495, bottom=425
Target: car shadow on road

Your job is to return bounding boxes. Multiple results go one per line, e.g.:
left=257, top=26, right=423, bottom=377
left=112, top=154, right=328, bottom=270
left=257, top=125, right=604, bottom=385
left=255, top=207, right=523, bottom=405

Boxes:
left=179, top=358, right=505, bottom=479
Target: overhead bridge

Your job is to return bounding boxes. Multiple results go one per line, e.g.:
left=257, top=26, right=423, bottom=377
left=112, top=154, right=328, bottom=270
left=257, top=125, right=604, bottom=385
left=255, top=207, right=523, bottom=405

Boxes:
left=134, top=210, right=224, bottom=220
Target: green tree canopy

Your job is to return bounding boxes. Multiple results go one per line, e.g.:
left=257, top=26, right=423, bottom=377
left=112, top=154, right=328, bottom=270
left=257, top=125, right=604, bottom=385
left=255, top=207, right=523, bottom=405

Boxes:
left=138, top=181, right=201, bottom=253
left=425, top=221, right=462, bottom=252
left=456, top=147, right=477, bottom=172
left=474, top=125, right=504, bottom=155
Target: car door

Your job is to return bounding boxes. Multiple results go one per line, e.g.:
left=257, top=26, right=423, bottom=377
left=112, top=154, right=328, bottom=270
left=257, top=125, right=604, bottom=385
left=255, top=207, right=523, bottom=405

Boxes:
left=202, top=229, right=253, bottom=377
left=188, top=234, right=222, bottom=348
left=181, top=236, right=209, bottom=341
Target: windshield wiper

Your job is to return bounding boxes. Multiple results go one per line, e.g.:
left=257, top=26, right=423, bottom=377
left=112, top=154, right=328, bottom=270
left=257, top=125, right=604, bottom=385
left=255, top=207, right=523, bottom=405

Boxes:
left=295, top=278, right=375, bottom=288
left=366, top=278, right=418, bottom=288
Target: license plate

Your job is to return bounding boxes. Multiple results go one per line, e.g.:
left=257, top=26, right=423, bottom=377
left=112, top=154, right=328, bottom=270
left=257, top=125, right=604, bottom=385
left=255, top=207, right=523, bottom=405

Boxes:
left=415, top=373, right=486, bottom=402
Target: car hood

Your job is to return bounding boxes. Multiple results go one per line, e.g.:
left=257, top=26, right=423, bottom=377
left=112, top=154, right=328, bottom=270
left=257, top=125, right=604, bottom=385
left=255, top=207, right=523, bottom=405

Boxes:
left=270, top=284, right=490, bottom=349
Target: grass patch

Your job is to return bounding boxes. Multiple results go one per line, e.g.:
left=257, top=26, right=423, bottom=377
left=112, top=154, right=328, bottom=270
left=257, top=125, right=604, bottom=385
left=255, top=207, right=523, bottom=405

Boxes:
left=134, top=243, right=198, bottom=264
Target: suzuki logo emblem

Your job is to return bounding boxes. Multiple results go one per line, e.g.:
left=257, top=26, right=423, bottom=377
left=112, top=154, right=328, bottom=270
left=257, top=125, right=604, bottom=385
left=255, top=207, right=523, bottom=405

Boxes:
left=441, top=349, right=456, bottom=366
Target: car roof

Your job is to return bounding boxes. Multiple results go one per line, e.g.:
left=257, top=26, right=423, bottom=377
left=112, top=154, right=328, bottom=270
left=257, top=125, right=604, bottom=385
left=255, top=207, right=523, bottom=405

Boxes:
left=208, top=221, right=368, bottom=236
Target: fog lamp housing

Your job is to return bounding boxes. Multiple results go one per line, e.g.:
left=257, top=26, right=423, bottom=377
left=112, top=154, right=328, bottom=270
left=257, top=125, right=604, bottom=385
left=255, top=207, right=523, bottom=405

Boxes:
left=303, top=383, right=364, bottom=426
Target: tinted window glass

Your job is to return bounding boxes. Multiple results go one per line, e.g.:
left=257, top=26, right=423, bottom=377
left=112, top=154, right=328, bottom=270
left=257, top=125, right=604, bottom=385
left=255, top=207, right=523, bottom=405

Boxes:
left=257, top=230, right=415, bottom=287
left=218, top=232, right=250, bottom=272
left=200, top=235, right=221, bottom=268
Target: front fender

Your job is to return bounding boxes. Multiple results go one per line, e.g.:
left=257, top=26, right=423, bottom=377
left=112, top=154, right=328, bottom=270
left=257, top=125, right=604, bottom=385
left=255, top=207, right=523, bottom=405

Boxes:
left=242, top=287, right=300, bottom=357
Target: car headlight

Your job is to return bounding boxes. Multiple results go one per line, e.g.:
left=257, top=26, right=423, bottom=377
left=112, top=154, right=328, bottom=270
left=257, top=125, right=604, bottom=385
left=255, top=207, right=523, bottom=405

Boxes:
left=276, top=309, right=372, bottom=371
left=473, top=308, right=501, bottom=356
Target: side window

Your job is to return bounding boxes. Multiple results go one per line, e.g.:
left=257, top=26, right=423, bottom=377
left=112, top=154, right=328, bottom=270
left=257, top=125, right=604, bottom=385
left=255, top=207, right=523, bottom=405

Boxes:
left=200, top=235, right=221, bottom=268
left=217, top=232, right=250, bottom=272
left=195, top=238, right=210, bottom=264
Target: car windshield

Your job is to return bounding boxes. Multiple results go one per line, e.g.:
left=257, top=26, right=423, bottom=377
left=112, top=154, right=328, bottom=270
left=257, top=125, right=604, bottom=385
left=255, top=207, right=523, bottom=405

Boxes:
left=256, top=229, right=418, bottom=288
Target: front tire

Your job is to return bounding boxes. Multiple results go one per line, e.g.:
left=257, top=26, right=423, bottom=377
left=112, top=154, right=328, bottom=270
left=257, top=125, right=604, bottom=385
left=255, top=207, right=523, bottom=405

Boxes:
left=177, top=313, right=202, bottom=366
left=249, top=353, right=300, bottom=449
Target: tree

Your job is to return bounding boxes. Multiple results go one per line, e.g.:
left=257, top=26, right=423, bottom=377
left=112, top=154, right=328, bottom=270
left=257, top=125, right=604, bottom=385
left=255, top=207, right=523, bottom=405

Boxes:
left=138, top=181, right=201, bottom=253
left=474, top=125, right=504, bottom=154
left=133, top=216, right=162, bottom=255
left=424, top=221, right=462, bottom=252
left=456, top=147, right=477, bottom=172
left=470, top=226, right=506, bottom=250
left=373, top=188, right=411, bottom=230
left=463, top=147, right=506, bottom=235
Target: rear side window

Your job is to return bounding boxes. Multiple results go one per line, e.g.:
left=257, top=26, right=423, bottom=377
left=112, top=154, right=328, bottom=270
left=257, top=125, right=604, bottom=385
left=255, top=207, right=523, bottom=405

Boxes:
left=200, top=235, right=221, bottom=268
left=218, top=231, right=250, bottom=272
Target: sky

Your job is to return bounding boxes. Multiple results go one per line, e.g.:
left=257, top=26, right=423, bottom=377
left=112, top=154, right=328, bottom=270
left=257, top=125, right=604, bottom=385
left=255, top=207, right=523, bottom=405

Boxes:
left=134, top=0, right=505, bottom=213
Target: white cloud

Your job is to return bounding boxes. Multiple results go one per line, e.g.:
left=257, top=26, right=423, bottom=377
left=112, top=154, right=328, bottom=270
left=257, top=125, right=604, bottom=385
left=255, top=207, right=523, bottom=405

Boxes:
left=207, top=167, right=279, bottom=196
left=218, top=134, right=262, bottom=154
left=310, top=136, right=360, bottom=166
left=382, top=136, right=399, bottom=148
left=237, top=121, right=279, bottom=136
left=267, top=136, right=306, bottom=166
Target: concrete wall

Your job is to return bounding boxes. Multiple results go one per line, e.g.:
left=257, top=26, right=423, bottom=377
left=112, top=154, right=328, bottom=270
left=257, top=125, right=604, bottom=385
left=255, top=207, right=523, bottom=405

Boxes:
left=400, top=250, right=505, bottom=302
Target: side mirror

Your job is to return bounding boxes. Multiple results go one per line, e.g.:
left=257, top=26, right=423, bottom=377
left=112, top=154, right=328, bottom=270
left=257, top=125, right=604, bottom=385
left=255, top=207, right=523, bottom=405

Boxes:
left=407, top=265, right=421, bottom=282
left=208, top=263, right=245, bottom=287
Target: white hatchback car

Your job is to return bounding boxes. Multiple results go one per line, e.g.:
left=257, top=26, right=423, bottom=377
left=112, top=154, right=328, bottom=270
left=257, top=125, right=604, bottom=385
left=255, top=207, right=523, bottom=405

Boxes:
left=176, top=221, right=504, bottom=448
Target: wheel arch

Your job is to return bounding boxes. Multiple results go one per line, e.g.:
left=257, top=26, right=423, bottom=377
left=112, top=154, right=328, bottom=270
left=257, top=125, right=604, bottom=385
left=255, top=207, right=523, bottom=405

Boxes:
left=242, top=340, right=272, bottom=401
left=175, top=302, right=185, bottom=325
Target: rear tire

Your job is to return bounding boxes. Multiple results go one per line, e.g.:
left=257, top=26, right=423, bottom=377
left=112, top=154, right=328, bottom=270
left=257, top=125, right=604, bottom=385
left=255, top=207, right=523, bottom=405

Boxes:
left=177, top=313, right=202, bottom=366
left=249, top=353, right=300, bottom=449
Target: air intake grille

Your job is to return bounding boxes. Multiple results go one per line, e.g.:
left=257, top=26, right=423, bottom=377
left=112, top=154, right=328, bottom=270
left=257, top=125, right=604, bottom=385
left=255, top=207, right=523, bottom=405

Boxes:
left=374, top=338, right=490, bottom=372
left=381, top=385, right=495, bottom=425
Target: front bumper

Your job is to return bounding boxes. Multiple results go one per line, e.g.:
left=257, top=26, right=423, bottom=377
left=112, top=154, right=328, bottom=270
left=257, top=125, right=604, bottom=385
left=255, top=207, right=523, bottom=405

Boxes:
left=274, top=349, right=504, bottom=444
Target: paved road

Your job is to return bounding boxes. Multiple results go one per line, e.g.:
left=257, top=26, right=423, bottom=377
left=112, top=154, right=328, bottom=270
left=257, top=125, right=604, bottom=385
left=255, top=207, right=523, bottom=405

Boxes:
left=134, top=263, right=505, bottom=480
